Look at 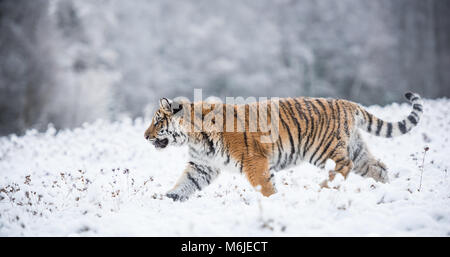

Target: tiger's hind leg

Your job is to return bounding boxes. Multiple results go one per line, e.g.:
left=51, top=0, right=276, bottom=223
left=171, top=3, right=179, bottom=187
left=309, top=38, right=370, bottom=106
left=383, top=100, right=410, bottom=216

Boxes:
left=320, top=146, right=354, bottom=188
left=329, top=151, right=354, bottom=180
left=349, top=132, right=389, bottom=183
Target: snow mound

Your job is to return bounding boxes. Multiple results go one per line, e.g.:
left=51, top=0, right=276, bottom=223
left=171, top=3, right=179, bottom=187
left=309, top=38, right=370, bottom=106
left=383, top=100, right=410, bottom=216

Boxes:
left=1, top=98, right=450, bottom=236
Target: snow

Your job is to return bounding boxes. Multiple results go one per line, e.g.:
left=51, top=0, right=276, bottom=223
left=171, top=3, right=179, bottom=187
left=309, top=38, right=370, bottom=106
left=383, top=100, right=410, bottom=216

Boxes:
left=1, top=98, right=450, bottom=236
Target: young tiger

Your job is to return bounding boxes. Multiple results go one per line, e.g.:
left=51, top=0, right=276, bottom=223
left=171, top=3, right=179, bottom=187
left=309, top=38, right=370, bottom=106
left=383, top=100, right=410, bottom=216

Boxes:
left=144, top=92, right=423, bottom=201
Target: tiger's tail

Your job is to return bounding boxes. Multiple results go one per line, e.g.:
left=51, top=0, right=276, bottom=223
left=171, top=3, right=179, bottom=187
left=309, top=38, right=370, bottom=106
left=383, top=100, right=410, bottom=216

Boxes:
left=356, top=92, right=423, bottom=138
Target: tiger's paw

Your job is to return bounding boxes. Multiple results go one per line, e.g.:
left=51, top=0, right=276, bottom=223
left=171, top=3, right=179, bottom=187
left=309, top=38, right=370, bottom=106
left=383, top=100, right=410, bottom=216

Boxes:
left=166, top=191, right=188, bottom=202
left=365, top=161, right=390, bottom=183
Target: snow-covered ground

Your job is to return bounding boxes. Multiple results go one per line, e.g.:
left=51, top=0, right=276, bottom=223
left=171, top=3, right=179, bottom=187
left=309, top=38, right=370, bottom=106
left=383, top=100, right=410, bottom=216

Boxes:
left=1, top=98, right=449, bottom=236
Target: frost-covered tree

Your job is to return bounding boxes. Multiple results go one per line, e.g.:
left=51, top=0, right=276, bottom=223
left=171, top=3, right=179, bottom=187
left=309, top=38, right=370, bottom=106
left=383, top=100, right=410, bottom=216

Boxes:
left=0, top=0, right=57, bottom=135
left=1, top=0, right=449, bottom=135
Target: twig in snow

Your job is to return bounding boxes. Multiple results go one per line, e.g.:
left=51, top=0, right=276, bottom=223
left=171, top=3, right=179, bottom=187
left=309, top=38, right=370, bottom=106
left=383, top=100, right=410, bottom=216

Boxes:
left=418, top=146, right=429, bottom=192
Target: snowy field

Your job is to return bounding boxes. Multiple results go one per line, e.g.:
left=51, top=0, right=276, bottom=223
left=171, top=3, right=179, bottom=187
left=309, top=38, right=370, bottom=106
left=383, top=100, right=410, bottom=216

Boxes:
left=1, top=98, right=449, bottom=236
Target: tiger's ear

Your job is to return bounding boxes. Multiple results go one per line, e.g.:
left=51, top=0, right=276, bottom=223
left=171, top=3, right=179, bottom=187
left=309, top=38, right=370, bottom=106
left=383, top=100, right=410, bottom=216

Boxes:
left=171, top=100, right=183, bottom=115
left=160, top=98, right=183, bottom=114
left=159, top=98, right=172, bottom=113
left=172, top=97, right=190, bottom=115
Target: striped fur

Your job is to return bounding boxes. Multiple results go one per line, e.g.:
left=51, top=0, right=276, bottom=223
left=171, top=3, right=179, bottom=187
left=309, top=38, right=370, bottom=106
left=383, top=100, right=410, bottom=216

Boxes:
left=144, top=92, right=423, bottom=201
left=356, top=92, right=423, bottom=138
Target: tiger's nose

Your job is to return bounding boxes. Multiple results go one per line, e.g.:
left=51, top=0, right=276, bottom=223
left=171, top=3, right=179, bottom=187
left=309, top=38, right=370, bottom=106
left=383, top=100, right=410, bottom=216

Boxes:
left=144, top=132, right=155, bottom=141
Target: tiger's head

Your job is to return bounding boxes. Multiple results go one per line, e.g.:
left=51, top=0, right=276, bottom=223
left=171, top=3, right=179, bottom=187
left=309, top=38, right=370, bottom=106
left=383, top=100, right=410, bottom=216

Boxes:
left=144, top=98, right=188, bottom=149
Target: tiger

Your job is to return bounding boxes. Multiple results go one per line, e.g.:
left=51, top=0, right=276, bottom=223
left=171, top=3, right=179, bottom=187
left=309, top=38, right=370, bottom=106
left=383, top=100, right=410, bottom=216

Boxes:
left=144, top=92, right=423, bottom=201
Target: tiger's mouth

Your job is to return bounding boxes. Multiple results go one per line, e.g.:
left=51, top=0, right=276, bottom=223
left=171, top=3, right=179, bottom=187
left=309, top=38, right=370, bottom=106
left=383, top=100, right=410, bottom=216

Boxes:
left=153, top=138, right=169, bottom=149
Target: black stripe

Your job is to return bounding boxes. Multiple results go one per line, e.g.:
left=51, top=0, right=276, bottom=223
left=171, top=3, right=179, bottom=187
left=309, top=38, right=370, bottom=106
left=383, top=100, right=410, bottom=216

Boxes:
left=188, top=162, right=211, bottom=184
left=243, top=132, right=249, bottom=154
left=224, top=153, right=230, bottom=165
left=277, top=134, right=284, bottom=151
left=314, top=100, right=328, bottom=143
left=405, top=92, right=413, bottom=100
left=314, top=141, right=332, bottom=166
left=271, top=141, right=275, bottom=162
left=325, top=140, right=344, bottom=165
left=293, top=98, right=309, bottom=157
left=204, top=166, right=215, bottom=184
left=366, top=111, right=373, bottom=132
left=233, top=107, right=244, bottom=130
left=408, top=115, right=418, bottom=125
left=281, top=119, right=295, bottom=164
left=351, top=144, right=363, bottom=162
left=375, top=119, right=383, bottom=136
left=194, top=164, right=208, bottom=176
left=310, top=100, right=332, bottom=164
left=219, top=136, right=226, bottom=157
left=361, top=164, right=370, bottom=176
left=279, top=101, right=296, bottom=164
left=334, top=102, right=342, bottom=138
left=411, top=96, right=419, bottom=102
left=198, top=168, right=211, bottom=184
left=201, top=132, right=215, bottom=155
left=342, top=105, right=350, bottom=136
left=324, top=145, right=338, bottom=166
left=189, top=147, right=199, bottom=155
left=302, top=99, right=315, bottom=158
left=275, top=140, right=282, bottom=168
left=386, top=123, right=393, bottom=138
left=281, top=100, right=302, bottom=163
left=336, top=162, right=347, bottom=172
left=410, top=111, right=420, bottom=119
left=187, top=173, right=201, bottom=190
left=413, top=104, right=423, bottom=112
left=282, top=153, right=289, bottom=169
left=304, top=99, right=321, bottom=157
left=314, top=139, right=333, bottom=166
left=284, top=100, right=302, bottom=134
left=335, top=157, right=346, bottom=164
left=398, top=121, right=407, bottom=134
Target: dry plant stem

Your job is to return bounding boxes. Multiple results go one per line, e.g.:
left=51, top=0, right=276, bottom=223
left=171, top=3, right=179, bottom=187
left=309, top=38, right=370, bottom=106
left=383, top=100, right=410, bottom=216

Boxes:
left=418, top=147, right=429, bottom=191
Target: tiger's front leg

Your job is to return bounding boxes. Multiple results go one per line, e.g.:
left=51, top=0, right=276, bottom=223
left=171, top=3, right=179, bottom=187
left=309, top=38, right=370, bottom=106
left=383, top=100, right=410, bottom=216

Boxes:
left=242, top=155, right=277, bottom=197
left=166, top=161, right=220, bottom=202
